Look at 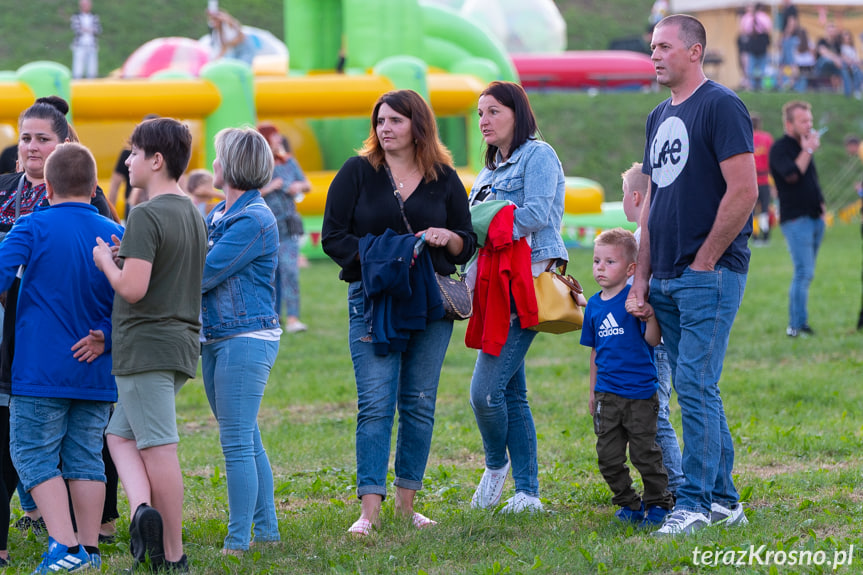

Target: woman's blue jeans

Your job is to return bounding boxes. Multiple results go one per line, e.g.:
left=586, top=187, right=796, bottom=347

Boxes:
left=469, top=317, right=539, bottom=497
left=781, top=216, right=825, bottom=330
left=202, top=337, right=280, bottom=550
left=649, top=266, right=746, bottom=516
left=275, top=235, right=301, bottom=318
left=347, top=282, right=453, bottom=499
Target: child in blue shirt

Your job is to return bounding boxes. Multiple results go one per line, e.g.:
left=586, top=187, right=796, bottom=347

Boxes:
left=0, top=142, right=123, bottom=573
left=580, top=228, right=674, bottom=526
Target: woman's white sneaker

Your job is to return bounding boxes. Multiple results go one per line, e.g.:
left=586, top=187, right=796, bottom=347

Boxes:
left=710, top=502, right=749, bottom=527
left=653, top=509, right=710, bottom=535
left=470, top=460, right=510, bottom=509
left=500, top=492, right=543, bottom=514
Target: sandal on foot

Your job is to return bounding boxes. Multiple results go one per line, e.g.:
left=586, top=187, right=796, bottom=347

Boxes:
left=348, top=517, right=374, bottom=536
left=412, top=512, right=438, bottom=529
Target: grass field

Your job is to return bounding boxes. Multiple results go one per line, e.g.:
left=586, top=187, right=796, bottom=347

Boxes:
left=7, top=222, right=862, bottom=574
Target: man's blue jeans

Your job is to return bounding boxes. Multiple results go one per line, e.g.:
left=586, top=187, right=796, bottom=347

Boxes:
left=202, top=337, right=280, bottom=550
left=650, top=266, right=747, bottom=515
left=781, top=216, right=825, bottom=330
left=654, top=344, right=684, bottom=495
left=347, top=282, right=453, bottom=499
left=469, top=317, right=539, bottom=497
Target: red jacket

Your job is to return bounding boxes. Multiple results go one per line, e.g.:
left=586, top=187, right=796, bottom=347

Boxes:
left=466, top=205, right=538, bottom=356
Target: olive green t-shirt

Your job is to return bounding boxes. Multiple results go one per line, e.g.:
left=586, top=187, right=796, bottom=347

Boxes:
left=112, top=194, right=208, bottom=378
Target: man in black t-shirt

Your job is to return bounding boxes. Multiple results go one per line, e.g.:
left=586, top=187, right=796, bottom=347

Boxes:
left=769, top=100, right=825, bottom=338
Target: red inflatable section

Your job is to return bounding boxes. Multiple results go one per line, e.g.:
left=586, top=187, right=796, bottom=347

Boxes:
left=512, top=51, right=655, bottom=89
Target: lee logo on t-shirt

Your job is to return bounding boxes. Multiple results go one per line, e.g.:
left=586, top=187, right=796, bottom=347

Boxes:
left=650, top=116, right=690, bottom=188
left=598, top=312, right=624, bottom=337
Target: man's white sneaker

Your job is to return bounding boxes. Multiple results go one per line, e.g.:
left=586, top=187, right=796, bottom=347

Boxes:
left=710, top=502, right=749, bottom=527
left=652, top=509, right=710, bottom=535
left=499, top=492, right=543, bottom=514
left=470, top=460, right=510, bottom=509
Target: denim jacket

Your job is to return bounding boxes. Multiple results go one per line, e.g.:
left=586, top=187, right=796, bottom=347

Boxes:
left=471, top=139, right=568, bottom=264
left=202, top=189, right=280, bottom=340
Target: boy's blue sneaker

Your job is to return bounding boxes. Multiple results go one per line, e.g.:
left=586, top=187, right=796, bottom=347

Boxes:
left=88, top=552, right=102, bottom=571
left=641, top=505, right=670, bottom=527
left=613, top=503, right=644, bottom=524
left=31, top=537, right=91, bottom=574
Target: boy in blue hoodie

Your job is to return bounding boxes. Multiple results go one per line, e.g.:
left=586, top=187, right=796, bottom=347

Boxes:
left=0, top=142, right=122, bottom=573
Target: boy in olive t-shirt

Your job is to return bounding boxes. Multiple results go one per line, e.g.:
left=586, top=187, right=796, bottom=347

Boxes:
left=94, top=118, right=207, bottom=572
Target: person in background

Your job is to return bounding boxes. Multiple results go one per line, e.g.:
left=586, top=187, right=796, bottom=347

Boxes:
left=769, top=101, right=825, bottom=339
left=792, top=27, right=816, bottom=92
left=0, top=146, right=17, bottom=175
left=815, top=22, right=855, bottom=98
left=322, top=89, right=476, bottom=536
left=631, top=14, right=757, bottom=535
left=751, top=114, right=775, bottom=245
left=201, top=128, right=281, bottom=555
left=738, top=3, right=772, bottom=91
left=70, top=0, right=101, bottom=79
left=839, top=28, right=863, bottom=99
left=257, top=124, right=312, bottom=333
left=109, top=114, right=159, bottom=221
left=621, top=163, right=683, bottom=498
left=207, top=8, right=256, bottom=65
left=467, top=81, right=577, bottom=515
left=184, top=169, right=224, bottom=217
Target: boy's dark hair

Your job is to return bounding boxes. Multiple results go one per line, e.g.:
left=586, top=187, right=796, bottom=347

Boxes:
left=595, top=227, right=638, bottom=265
left=129, top=118, right=192, bottom=181
left=44, top=142, right=97, bottom=198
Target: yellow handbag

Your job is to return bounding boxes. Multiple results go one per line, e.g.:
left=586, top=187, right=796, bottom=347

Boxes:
left=529, top=261, right=584, bottom=334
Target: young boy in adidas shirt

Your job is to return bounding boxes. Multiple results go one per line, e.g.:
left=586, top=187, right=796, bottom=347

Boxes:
left=580, top=228, right=674, bottom=526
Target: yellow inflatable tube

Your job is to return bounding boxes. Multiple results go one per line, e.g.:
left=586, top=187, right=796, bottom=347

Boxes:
left=71, top=79, right=221, bottom=119
left=298, top=171, right=604, bottom=216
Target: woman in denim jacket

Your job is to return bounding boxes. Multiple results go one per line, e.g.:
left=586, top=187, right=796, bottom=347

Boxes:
left=468, top=81, right=581, bottom=514
left=201, top=128, right=281, bottom=554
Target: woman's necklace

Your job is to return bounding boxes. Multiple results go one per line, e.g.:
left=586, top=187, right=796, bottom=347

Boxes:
left=391, top=167, right=419, bottom=189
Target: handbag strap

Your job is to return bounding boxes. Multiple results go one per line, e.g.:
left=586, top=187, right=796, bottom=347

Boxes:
left=385, top=164, right=415, bottom=234
left=544, top=260, right=583, bottom=294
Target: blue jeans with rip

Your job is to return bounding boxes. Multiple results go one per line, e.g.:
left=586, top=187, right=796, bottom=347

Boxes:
left=649, top=266, right=746, bottom=516
left=469, top=317, right=539, bottom=497
left=781, top=216, right=825, bottom=330
left=202, top=337, right=280, bottom=550
left=654, top=344, right=684, bottom=495
left=347, top=282, right=453, bottom=499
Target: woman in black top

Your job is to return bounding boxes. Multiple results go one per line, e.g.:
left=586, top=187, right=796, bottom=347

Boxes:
left=322, top=89, right=476, bottom=535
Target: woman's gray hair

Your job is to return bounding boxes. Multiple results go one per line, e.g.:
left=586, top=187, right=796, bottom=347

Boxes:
left=214, top=127, right=274, bottom=191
